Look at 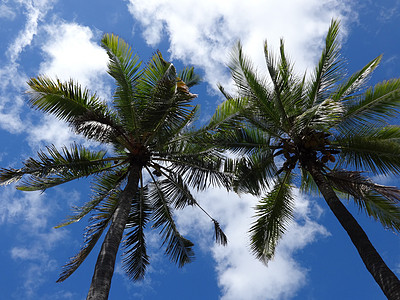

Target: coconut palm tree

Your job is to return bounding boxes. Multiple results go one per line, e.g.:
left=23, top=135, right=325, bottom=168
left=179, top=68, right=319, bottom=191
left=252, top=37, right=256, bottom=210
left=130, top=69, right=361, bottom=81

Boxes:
left=208, top=20, right=400, bottom=299
left=0, top=34, right=229, bottom=300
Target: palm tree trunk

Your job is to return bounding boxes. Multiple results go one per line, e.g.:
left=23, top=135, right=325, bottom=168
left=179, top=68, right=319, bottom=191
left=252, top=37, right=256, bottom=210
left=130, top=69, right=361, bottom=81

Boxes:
left=86, top=166, right=141, bottom=300
left=308, top=163, right=400, bottom=300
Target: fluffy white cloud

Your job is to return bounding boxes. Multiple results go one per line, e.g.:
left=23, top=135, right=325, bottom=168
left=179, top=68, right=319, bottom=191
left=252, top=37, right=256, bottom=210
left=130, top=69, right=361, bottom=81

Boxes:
left=39, top=22, right=109, bottom=95
left=127, top=0, right=353, bottom=92
left=175, top=188, right=328, bottom=300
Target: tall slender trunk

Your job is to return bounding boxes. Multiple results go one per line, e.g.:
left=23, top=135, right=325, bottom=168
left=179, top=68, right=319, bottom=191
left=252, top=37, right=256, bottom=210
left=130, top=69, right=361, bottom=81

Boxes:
left=86, top=166, right=141, bottom=300
left=308, top=163, right=400, bottom=300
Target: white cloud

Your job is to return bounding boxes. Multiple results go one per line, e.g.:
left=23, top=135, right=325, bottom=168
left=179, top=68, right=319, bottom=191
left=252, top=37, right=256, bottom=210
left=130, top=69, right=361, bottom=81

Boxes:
left=39, top=22, right=109, bottom=95
left=0, top=3, right=17, bottom=20
left=127, top=0, right=353, bottom=93
left=8, top=0, right=56, bottom=63
left=175, top=188, right=328, bottom=300
left=0, top=0, right=56, bottom=133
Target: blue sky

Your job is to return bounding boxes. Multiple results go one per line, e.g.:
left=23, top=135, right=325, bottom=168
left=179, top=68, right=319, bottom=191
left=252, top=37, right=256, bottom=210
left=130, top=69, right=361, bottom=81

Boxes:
left=0, top=1, right=399, bottom=299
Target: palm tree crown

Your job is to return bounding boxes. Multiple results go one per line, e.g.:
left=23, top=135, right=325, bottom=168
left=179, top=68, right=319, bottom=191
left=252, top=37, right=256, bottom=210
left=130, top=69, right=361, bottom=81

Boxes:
left=209, top=19, right=400, bottom=299
left=0, top=34, right=229, bottom=300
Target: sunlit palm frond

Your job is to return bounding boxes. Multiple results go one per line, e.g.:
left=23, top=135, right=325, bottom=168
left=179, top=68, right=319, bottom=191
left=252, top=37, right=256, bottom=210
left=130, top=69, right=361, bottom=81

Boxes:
left=101, top=33, right=142, bottom=132
left=326, top=170, right=400, bottom=231
left=306, top=19, right=343, bottom=106
left=249, top=171, right=294, bottom=262
left=293, top=97, right=344, bottom=133
left=334, top=125, right=400, bottom=175
left=332, top=55, right=381, bottom=102
left=339, top=79, right=400, bottom=127
left=27, top=77, right=119, bottom=139
left=57, top=190, right=121, bottom=282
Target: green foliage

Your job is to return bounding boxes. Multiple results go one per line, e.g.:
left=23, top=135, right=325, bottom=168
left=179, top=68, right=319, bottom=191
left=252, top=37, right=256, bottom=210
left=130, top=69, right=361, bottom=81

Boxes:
left=0, top=33, right=231, bottom=284
left=212, top=18, right=400, bottom=265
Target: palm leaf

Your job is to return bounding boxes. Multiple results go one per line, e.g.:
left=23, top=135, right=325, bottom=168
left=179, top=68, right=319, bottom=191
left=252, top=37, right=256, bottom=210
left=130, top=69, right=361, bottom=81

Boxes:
left=307, top=19, right=343, bottom=106
left=178, top=66, right=201, bottom=88
left=249, top=171, right=294, bottom=262
left=0, top=144, right=113, bottom=190
left=101, top=33, right=142, bottom=133
left=148, top=173, right=194, bottom=267
left=27, top=77, right=119, bottom=142
left=57, top=190, right=121, bottom=282
left=233, top=148, right=276, bottom=195
left=332, top=55, right=382, bottom=102
left=55, top=167, right=128, bottom=228
left=123, top=177, right=151, bottom=280
left=339, top=79, right=400, bottom=127
left=334, top=125, right=400, bottom=175
left=326, top=170, right=400, bottom=231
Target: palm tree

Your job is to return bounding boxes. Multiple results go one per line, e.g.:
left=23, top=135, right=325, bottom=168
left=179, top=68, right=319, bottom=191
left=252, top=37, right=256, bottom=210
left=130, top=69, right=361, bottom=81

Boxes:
left=208, top=20, right=400, bottom=299
left=0, top=34, right=229, bottom=300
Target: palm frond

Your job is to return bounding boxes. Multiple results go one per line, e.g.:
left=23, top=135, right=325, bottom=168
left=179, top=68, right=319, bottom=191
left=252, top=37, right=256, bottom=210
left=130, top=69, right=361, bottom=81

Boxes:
left=334, top=125, right=400, bottom=175
left=229, top=42, right=283, bottom=128
left=57, top=190, right=121, bottom=282
left=206, top=96, right=248, bottom=131
left=293, top=97, right=344, bottom=133
left=164, top=150, right=233, bottom=191
left=0, top=144, right=114, bottom=190
left=55, top=167, right=128, bottom=228
left=326, top=170, right=400, bottom=231
left=332, top=55, right=381, bottom=102
left=307, top=19, right=343, bottom=106
left=148, top=174, right=194, bottom=267
left=27, top=77, right=119, bottom=142
left=150, top=168, right=228, bottom=245
left=233, top=148, right=277, bottom=195
left=249, top=171, right=294, bottom=262
left=339, top=79, right=400, bottom=127
left=178, top=66, right=201, bottom=88
left=101, top=33, right=142, bottom=132
left=123, top=176, right=151, bottom=280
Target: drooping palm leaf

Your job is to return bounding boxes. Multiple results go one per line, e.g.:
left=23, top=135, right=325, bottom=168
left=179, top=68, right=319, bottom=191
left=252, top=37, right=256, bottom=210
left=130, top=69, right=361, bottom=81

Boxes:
left=27, top=77, right=120, bottom=143
left=249, top=171, right=294, bottom=262
left=326, top=170, right=400, bottom=231
left=57, top=190, right=121, bottom=282
left=123, top=177, right=151, bottom=280
left=56, top=167, right=128, bottom=228
left=233, top=148, right=276, bottom=195
left=147, top=172, right=194, bottom=267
